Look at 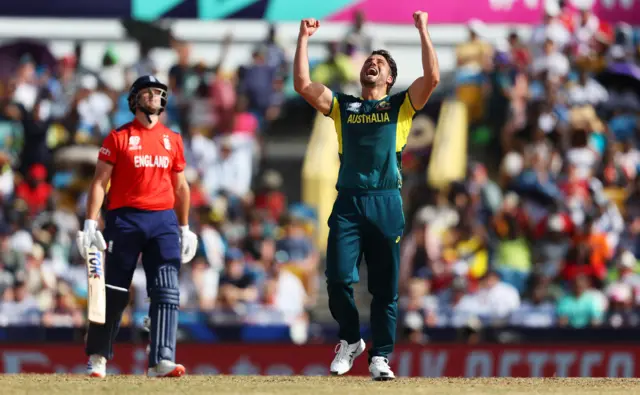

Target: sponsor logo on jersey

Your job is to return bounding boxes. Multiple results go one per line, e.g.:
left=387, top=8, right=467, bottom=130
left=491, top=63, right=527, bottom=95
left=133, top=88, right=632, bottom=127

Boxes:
left=346, top=112, right=390, bottom=124
left=134, top=155, right=170, bottom=168
left=129, top=135, right=142, bottom=150
left=99, top=147, right=111, bottom=156
left=347, top=102, right=362, bottom=113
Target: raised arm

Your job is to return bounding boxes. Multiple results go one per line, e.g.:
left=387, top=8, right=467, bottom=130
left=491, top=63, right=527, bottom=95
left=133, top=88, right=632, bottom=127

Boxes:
left=293, top=18, right=334, bottom=115
left=407, top=11, right=440, bottom=111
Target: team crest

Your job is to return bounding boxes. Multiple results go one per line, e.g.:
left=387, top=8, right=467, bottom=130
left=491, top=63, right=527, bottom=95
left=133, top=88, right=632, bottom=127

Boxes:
left=162, top=134, right=171, bottom=150
left=129, top=135, right=141, bottom=150
left=347, top=102, right=362, bottom=113
left=376, top=100, right=391, bottom=111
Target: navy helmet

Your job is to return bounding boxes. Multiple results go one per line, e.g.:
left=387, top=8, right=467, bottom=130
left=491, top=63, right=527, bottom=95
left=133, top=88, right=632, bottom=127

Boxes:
left=127, top=75, right=168, bottom=115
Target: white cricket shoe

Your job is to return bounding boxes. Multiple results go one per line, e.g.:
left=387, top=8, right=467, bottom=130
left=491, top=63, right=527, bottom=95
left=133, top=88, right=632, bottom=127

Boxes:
left=330, top=339, right=365, bottom=375
left=369, top=356, right=395, bottom=381
left=147, top=359, right=186, bottom=378
left=87, top=354, right=106, bottom=378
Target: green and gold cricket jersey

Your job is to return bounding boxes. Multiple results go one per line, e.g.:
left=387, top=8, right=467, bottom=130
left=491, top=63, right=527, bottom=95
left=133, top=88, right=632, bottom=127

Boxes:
left=325, top=90, right=417, bottom=191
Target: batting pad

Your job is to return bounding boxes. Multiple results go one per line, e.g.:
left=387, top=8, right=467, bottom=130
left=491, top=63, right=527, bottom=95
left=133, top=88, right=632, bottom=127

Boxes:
left=148, top=265, right=180, bottom=367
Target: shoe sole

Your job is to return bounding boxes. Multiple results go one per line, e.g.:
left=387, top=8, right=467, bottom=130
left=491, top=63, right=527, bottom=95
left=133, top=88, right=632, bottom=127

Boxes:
left=89, top=372, right=105, bottom=378
left=330, top=341, right=366, bottom=376
left=148, top=364, right=186, bottom=378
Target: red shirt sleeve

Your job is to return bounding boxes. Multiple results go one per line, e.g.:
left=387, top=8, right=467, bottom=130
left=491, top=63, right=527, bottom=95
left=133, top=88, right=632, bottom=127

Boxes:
left=172, top=133, right=186, bottom=172
left=98, top=132, right=119, bottom=164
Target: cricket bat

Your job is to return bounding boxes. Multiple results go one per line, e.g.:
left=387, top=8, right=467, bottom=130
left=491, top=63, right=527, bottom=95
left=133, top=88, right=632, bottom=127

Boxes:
left=86, top=246, right=106, bottom=324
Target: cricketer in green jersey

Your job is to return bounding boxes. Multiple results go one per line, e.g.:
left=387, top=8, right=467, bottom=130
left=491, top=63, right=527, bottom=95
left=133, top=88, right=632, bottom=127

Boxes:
left=294, top=11, right=440, bottom=381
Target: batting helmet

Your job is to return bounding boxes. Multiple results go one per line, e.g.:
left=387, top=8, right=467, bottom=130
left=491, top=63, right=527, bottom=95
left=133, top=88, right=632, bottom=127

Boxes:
left=127, top=75, right=168, bottom=116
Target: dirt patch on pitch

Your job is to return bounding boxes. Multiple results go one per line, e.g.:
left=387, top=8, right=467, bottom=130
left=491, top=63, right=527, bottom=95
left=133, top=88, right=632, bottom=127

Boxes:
left=2, top=375, right=640, bottom=394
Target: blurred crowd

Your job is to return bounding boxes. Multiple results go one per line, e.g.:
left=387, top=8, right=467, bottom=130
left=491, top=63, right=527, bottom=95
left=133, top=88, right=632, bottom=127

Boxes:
left=0, top=22, right=346, bottom=329
left=2, top=3, right=640, bottom=343
left=0, top=11, right=383, bottom=330
left=398, top=0, right=640, bottom=342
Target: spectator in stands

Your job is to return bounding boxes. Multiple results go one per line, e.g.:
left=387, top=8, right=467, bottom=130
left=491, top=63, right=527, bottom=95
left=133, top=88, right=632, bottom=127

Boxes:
left=342, top=10, right=376, bottom=57
left=605, top=283, right=639, bottom=328
left=529, top=0, right=570, bottom=58
left=41, top=281, right=83, bottom=327
left=260, top=249, right=307, bottom=324
left=2, top=91, right=54, bottom=176
left=242, top=210, right=266, bottom=262
left=198, top=204, right=225, bottom=272
left=76, top=74, right=114, bottom=139
left=532, top=37, right=570, bottom=82
left=557, top=274, right=605, bottom=328
left=217, top=248, right=260, bottom=314
left=573, top=2, right=600, bottom=58
left=563, top=215, right=611, bottom=285
left=229, top=95, right=261, bottom=170
left=399, top=277, right=438, bottom=339
left=263, top=25, right=289, bottom=78
left=15, top=164, right=53, bottom=216
left=254, top=170, right=287, bottom=223
left=399, top=212, right=441, bottom=294
left=491, top=193, right=532, bottom=293
left=179, top=256, right=218, bottom=312
left=475, top=270, right=521, bottom=322
left=310, top=41, right=358, bottom=94
left=275, top=214, right=319, bottom=303
left=203, top=135, right=253, bottom=201
left=168, top=40, right=197, bottom=100
left=568, top=69, right=609, bottom=106
left=237, top=46, right=276, bottom=128
left=508, top=30, right=532, bottom=71
left=12, top=54, right=38, bottom=112
left=607, top=251, right=640, bottom=291
left=599, top=146, right=630, bottom=188
left=511, top=276, right=556, bottom=327
left=0, top=279, right=41, bottom=326
left=456, top=19, right=493, bottom=71
left=131, top=43, right=158, bottom=78
left=0, top=152, right=14, bottom=200
left=468, top=162, right=502, bottom=226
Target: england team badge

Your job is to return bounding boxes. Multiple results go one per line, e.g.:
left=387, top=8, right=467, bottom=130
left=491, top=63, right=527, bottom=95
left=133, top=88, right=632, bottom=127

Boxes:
left=162, top=134, right=171, bottom=150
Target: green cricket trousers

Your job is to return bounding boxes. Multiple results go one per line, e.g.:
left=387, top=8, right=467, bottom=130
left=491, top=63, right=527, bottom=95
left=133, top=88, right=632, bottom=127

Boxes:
left=325, top=189, right=405, bottom=361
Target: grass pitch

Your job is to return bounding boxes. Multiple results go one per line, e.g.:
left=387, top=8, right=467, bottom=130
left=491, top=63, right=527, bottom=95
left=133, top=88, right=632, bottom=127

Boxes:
left=2, top=375, right=640, bottom=394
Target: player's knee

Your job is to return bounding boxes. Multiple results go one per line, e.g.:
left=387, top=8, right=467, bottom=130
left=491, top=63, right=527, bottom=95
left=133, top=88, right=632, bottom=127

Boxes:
left=369, top=288, right=399, bottom=305
left=150, top=265, right=179, bottom=306
left=325, top=264, right=358, bottom=285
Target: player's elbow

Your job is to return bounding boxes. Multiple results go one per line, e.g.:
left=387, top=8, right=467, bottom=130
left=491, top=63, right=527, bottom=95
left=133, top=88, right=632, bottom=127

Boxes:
left=90, top=178, right=108, bottom=195
left=174, top=181, right=189, bottom=198
left=293, top=77, right=312, bottom=94
left=431, top=73, right=440, bottom=89
left=424, top=72, right=440, bottom=90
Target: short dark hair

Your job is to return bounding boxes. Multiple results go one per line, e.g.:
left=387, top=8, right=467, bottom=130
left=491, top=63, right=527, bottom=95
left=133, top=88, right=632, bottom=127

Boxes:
left=371, top=49, right=397, bottom=93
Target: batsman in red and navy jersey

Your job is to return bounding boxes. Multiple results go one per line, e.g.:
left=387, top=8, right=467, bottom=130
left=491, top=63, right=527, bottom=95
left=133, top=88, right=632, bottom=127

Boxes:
left=77, top=76, right=198, bottom=378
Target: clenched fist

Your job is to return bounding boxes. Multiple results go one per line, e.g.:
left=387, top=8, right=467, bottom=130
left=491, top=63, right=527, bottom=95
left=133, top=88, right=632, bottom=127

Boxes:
left=413, top=11, right=429, bottom=31
left=300, top=18, right=320, bottom=37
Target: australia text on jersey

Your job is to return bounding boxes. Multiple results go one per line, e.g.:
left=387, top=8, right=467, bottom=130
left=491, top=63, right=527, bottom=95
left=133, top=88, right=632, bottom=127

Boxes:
left=134, top=155, right=171, bottom=169
left=346, top=112, right=391, bottom=124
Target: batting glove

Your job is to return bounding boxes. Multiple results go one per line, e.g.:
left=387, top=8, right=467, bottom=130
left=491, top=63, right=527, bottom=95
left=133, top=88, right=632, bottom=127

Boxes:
left=76, top=219, right=107, bottom=259
left=179, top=225, right=198, bottom=264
